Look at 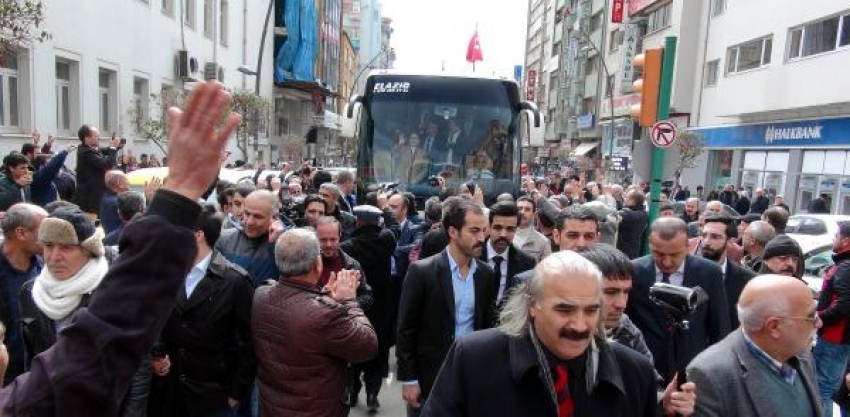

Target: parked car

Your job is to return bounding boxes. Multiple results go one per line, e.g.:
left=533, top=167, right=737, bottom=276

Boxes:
left=786, top=214, right=850, bottom=239
left=788, top=233, right=834, bottom=299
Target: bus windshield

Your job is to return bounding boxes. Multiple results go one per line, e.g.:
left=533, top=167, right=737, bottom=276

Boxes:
left=356, top=75, right=521, bottom=199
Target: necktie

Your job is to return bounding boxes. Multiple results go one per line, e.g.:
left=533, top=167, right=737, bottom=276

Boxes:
left=493, top=255, right=504, bottom=293
left=662, top=272, right=671, bottom=283
left=553, top=364, right=574, bottom=417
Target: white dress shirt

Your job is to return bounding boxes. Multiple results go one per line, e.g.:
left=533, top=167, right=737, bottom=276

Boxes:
left=185, top=253, right=213, bottom=298
left=655, top=260, right=686, bottom=286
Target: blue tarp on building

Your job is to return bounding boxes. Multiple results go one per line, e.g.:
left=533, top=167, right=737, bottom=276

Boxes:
left=275, top=0, right=317, bottom=83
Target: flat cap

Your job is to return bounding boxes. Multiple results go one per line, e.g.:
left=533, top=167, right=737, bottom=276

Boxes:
left=353, top=205, right=383, bottom=224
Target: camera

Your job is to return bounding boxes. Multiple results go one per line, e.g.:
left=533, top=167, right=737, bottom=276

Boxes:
left=649, top=283, right=708, bottom=318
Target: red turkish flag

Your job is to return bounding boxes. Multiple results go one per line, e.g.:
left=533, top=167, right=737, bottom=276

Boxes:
left=466, top=30, right=483, bottom=63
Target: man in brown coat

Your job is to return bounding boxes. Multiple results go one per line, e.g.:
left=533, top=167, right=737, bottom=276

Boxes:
left=252, top=228, right=378, bottom=416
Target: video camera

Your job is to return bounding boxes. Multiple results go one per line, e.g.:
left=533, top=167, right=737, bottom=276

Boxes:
left=649, top=283, right=708, bottom=319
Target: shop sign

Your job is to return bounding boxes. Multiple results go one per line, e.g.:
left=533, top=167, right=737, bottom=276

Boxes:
left=611, top=156, right=630, bottom=171
left=577, top=114, right=595, bottom=129
left=691, top=117, right=850, bottom=149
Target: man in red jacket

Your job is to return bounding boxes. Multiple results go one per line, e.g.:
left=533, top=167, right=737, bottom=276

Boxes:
left=814, top=220, right=850, bottom=415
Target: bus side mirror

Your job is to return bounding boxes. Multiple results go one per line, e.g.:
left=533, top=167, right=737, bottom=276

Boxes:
left=522, top=108, right=545, bottom=147
left=341, top=95, right=363, bottom=139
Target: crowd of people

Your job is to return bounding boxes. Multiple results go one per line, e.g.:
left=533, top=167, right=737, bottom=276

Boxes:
left=0, top=81, right=846, bottom=417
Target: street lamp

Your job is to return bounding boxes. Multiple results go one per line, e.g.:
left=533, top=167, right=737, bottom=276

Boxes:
left=239, top=0, right=275, bottom=166
left=579, top=37, right=616, bottom=181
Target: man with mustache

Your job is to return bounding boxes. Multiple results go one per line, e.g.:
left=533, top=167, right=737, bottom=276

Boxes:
left=420, top=251, right=666, bottom=416
left=396, top=198, right=497, bottom=416
left=758, top=234, right=804, bottom=279
left=479, top=201, right=535, bottom=305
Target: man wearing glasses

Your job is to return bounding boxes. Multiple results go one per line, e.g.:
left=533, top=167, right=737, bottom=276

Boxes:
left=687, top=274, right=822, bottom=416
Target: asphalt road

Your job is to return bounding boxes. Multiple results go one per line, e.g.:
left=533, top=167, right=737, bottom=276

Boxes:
left=348, top=349, right=407, bottom=416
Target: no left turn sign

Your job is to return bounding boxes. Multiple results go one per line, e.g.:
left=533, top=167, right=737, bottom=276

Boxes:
left=650, top=120, right=677, bottom=148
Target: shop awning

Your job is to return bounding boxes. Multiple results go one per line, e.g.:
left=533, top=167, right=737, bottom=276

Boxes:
left=571, top=141, right=599, bottom=157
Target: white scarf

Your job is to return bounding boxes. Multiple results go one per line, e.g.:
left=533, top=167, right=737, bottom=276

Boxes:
left=32, top=257, right=108, bottom=320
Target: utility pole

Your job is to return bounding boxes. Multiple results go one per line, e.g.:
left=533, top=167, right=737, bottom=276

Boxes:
left=647, top=36, right=677, bottom=226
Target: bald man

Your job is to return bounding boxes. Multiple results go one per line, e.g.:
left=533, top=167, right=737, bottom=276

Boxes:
left=99, top=170, right=129, bottom=234
left=216, top=190, right=285, bottom=287
left=686, top=275, right=822, bottom=417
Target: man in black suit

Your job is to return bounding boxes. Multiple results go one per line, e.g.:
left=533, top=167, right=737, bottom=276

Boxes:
left=480, top=201, right=536, bottom=305
left=73, top=125, right=121, bottom=214
left=697, top=214, right=755, bottom=329
left=396, top=198, right=496, bottom=417
left=626, top=217, right=731, bottom=382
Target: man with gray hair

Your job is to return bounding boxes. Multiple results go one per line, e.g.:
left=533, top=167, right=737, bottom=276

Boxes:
left=0, top=203, right=47, bottom=384
left=421, top=251, right=664, bottom=416
left=99, top=170, right=128, bottom=234
left=687, top=275, right=822, bottom=416
left=251, top=228, right=377, bottom=416
left=741, top=220, right=776, bottom=273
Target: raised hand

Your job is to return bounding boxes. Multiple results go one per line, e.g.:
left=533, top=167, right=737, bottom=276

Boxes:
left=144, top=177, right=163, bottom=202
left=327, top=269, right=360, bottom=302
left=163, top=81, right=240, bottom=201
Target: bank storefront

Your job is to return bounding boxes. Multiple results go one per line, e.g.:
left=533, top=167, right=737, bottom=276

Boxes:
left=691, top=117, right=850, bottom=214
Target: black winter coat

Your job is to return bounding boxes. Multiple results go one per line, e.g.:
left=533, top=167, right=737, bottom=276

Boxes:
left=422, top=330, right=658, bottom=417
left=148, top=252, right=256, bottom=415
left=341, top=225, right=396, bottom=346
left=73, top=144, right=117, bottom=212
left=0, top=189, right=200, bottom=416
left=617, top=205, right=648, bottom=260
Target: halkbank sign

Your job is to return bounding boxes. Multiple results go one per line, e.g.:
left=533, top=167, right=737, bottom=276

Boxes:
left=691, top=117, right=850, bottom=149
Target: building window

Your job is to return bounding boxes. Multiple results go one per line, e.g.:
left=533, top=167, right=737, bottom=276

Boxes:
left=0, top=53, right=20, bottom=128
left=219, top=0, right=228, bottom=45
left=647, top=2, right=672, bottom=34
left=711, top=0, right=726, bottom=17
left=99, top=69, right=116, bottom=133
left=183, top=0, right=195, bottom=28
left=788, top=12, right=850, bottom=60
left=609, top=29, right=624, bottom=53
left=704, top=59, right=719, bottom=87
left=55, top=60, right=76, bottom=132
left=581, top=97, right=595, bottom=114
left=162, top=0, right=174, bottom=16
left=589, top=12, right=603, bottom=33
left=585, top=56, right=597, bottom=76
left=605, top=74, right=615, bottom=97
left=203, top=0, right=213, bottom=38
left=726, top=36, right=772, bottom=74
left=133, top=78, right=149, bottom=131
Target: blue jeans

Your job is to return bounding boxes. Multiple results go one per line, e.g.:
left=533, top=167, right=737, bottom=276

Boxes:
left=813, top=338, right=850, bottom=417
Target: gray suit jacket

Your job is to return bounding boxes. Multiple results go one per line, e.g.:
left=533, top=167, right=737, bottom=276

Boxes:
left=686, top=330, right=821, bottom=417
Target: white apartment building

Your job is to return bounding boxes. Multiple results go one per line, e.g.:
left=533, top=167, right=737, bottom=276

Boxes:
left=684, top=0, right=850, bottom=214
left=0, top=0, right=274, bottom=167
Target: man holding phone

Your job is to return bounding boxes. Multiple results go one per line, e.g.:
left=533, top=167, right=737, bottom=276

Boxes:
left=0, top=153, right=34, bottom=211
left=73, top=125, right=122, bottom=216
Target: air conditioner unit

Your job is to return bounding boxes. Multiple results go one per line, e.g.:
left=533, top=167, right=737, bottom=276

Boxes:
left=177, top=50, right=200, bottom=80
left=203, top=62, right=226, bottom=82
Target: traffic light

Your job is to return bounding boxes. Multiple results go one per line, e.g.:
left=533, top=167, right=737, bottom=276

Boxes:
left=629, top=48, right=663, bottom=127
